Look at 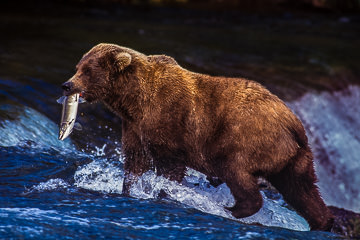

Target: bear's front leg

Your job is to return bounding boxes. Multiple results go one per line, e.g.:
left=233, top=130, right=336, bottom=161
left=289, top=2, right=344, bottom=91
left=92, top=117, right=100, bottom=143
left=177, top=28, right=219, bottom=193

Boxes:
left=155, top=159, right=186, bottom=183
left=122, top=126, right=153, bottom=196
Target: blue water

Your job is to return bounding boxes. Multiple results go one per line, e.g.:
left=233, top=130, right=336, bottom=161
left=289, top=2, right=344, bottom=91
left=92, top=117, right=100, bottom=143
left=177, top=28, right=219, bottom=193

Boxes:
left=1, top=6, right=359, bottom=239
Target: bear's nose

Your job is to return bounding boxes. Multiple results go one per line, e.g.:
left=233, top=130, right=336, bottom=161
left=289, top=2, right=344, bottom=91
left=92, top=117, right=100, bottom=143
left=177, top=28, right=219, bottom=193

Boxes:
left=62, top=82, right=73, bottom=92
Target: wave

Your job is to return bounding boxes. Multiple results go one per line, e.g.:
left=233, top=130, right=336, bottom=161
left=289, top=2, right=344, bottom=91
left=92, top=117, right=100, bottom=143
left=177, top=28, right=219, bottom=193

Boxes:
left=0, top=104, right=73, bottom=152
left=0, top=207, right=90, bottom=238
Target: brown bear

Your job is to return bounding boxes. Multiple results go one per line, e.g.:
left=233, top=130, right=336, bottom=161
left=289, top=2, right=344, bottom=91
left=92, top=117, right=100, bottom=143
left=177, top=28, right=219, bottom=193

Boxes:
left=62, top=43, right=334, bottom=231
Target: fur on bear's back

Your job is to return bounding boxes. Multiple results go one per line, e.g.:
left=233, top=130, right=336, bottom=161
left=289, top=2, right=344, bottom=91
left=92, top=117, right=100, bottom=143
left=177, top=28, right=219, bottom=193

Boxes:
left=132, top=57, right=303, bottom=176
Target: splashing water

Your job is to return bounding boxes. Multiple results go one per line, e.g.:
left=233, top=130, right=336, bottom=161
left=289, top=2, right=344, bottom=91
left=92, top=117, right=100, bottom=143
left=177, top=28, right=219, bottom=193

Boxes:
left=29, top=178, right=70, bottom=193
left=72, top=161, right=309, bottom=231
left=74, top=159, right=124, bottom=194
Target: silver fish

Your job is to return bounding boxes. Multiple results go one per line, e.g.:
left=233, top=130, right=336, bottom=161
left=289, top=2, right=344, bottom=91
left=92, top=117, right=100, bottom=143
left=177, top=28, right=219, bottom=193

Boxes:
left=58, top=93, right=80, bottom=140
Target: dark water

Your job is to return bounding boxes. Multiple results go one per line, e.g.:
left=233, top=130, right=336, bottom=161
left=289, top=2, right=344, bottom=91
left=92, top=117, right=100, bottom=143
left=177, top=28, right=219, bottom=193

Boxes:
left=1, top=4, right=359, bottom=239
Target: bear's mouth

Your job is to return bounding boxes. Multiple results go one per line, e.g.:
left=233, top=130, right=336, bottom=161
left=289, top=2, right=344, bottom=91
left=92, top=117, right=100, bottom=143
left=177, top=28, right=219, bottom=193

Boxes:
left=63, top=91, right=77, bottom=97
left=62, top=85, right=97, bottom=103
left=62, top=85, right=83, bottom=97
left=79, top=91, right=98, bottom=103
left=64, top=90, right=93, bottom=104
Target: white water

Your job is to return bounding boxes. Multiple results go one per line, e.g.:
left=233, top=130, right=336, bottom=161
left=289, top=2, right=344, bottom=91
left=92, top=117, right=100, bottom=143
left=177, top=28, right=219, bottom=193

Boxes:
left=130, top=169, right=309, bottom=230
left=29, top=178, right=70, bottom=192
left=289, top=85, right=360, bottom=212
left=72, top=159, right=309, bottom=231
left=74, top=159, right=124, bottom=194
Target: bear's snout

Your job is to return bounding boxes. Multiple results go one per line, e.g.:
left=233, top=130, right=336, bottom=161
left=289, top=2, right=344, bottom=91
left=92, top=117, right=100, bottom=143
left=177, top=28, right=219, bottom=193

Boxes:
left=62, top=81, right=74, bottom=94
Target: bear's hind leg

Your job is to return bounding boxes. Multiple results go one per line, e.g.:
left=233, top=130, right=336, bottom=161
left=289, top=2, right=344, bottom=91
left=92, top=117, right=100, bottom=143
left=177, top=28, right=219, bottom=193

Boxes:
left=224, top=171, right=263, bottom=218
left=267, top=147, right=334, bottom=231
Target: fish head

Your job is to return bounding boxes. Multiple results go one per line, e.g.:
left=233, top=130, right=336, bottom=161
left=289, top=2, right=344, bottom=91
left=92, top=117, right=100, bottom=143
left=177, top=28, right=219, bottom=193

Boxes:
left=62, top=43, right=133, bottom=103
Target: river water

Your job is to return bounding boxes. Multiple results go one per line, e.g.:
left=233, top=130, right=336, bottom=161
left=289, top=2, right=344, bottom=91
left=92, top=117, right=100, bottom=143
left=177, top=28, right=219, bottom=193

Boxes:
left=0, top=4, right=359, bottom=239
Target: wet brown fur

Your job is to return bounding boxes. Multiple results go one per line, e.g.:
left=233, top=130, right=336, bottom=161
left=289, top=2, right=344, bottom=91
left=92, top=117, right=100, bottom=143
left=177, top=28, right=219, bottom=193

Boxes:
left=63, top=43, right=334, bottom=231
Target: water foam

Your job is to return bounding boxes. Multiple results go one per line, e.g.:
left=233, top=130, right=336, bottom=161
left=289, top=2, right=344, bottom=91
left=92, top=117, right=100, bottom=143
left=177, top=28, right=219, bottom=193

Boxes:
left=128, top=169, right=309, bottom=231
left=74, top=159, right=124, bottom=194
left=289, top=85, right=360, bottom=211
left=72, top=159, right=309, bottom=231
left=28, top=178, right=70, bottom=193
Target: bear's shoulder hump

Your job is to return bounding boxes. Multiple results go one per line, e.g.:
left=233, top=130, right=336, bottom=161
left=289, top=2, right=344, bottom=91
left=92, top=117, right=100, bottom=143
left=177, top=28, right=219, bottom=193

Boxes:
left=147, top=55, right=178, bottom=65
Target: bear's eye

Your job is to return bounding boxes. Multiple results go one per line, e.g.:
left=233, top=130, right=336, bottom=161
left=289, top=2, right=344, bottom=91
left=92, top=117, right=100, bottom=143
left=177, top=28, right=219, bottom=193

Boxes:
left=83, top=67, right=91, bottom=76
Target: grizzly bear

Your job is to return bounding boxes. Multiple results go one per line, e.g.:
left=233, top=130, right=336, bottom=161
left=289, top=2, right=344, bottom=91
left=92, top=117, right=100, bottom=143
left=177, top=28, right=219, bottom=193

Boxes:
left=62, top=43, right=334, bottom=231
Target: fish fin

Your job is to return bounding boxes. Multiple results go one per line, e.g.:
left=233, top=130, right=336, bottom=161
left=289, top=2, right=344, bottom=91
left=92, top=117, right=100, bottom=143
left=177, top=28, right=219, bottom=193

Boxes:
left=56, top=96, right=66, bottom=104
left=74, top=122, right=83, bottom=131
left=79, top=97, right=87, bottom=103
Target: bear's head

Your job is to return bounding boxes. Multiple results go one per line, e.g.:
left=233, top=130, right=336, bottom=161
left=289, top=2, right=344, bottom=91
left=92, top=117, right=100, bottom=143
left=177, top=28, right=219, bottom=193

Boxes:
left=62, top=43, right=134, bottom=103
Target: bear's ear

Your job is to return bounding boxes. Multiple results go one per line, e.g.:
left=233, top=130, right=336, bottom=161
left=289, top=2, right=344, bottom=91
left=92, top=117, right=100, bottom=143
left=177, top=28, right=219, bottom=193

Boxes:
left=115, top=52, right=132, bottom=71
